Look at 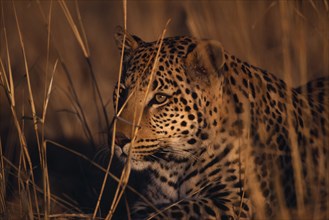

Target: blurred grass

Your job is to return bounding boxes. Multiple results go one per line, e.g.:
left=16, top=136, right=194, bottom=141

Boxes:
left=0, top=0, right=328, bottom=219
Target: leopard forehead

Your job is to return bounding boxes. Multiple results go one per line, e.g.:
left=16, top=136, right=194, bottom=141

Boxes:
left=120, top=36, right=197, bottom=89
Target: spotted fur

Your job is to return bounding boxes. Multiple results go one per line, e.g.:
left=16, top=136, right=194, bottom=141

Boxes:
left=113, top=27, right=329, bottom=219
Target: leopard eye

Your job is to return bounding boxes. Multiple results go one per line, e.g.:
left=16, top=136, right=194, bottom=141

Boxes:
left=154, top=94, right=168, bottom=104
left=148, top=93, right=171, bottom=106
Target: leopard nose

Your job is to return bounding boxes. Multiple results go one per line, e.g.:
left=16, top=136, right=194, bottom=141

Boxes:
left=115, top=132, right=131, bottom=149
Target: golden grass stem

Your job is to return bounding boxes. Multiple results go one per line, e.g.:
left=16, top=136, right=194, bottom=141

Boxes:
left=40, top=58, right=57, bottom=220
left=12, top=0, right=39, bottom=145
left=58, top=0, right=89, bottom=58
left=75, top=0, right=90, bottom=57
left=0, top=140, right=6, bottom=213
left=40, top=4, right=55, bottom=217
left=1, top=3, right=15, bottom=107
left=42, top=59, right=58, bottom=124
left=43, top=0, right=53, bottom=121
left=5, top=2, right=43, bottom=219
left=60, top=0, right=110, bottom=142
left=77, top=0, right=110, bottom=132
left=92, top=1, right=129, bottom=218
left=279, top=1, right=305, bottom=215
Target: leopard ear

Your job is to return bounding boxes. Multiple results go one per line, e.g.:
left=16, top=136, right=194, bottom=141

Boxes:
left=114, top=26, right=143, bottom=59
left=186, top=40, right=225, bottom=79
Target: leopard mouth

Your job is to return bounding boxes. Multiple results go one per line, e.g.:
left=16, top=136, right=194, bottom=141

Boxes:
left=114, top=141, right=152, bottom=171
left=114, top=132, right=164, bottom=164
left=114, top=132, right=131, bottom=159
left=115, top=144, right=128, bottom=159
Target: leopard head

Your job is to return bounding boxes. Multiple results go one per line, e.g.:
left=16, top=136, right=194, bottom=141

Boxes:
left=113, top=27, right=226, bottom=171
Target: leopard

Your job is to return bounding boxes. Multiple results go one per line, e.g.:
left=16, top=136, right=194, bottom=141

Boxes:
left=112, top=27, right=329, bottom=220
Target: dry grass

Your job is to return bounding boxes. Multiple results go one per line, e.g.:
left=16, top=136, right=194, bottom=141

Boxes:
left=0, top=0, right=328, bottom=219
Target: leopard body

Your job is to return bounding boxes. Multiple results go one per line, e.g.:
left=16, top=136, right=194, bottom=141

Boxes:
left=113, top=28, right=329, bottom=219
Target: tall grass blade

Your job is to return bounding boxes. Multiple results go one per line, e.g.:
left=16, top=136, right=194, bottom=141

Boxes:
left=0, top=140, right=6, bottom=214
left=12, top=2, right=42, bottom=218
left=279, top=1, right=305, bottom=215
left=58, top=0, right=89, bottom=58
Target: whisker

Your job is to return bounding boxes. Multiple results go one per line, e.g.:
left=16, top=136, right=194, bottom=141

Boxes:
left=93, top=146, right=110, bottom=164
left=157, top=148, right=200, bottom=162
